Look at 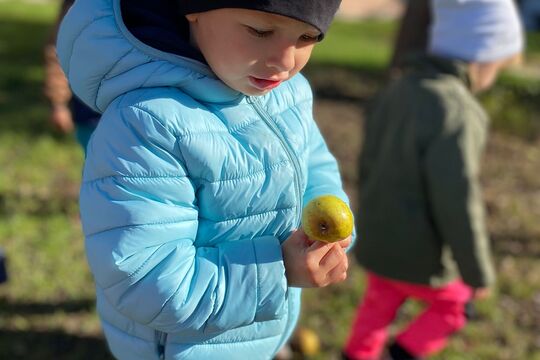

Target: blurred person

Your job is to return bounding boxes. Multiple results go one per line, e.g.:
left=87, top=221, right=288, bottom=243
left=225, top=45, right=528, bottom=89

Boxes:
left=342, top=0, right=524, bottom=359
left=388, top=0, right=431, bottom=76
left=44, top=0, right=100, bottom=151
left=55, top=0, right=353, bottom=359
left=0, top=248, right=7, bottom=284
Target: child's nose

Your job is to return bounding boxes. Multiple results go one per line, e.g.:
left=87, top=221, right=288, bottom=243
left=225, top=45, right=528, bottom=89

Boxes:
left=266, top=45, right=296, bottom=73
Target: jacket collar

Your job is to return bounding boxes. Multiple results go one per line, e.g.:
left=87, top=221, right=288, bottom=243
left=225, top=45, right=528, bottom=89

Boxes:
left=403, top=53, right=471, bottom=89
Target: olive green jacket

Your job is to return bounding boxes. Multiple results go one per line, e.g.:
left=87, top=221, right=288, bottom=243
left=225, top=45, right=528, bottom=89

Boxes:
left=355, top=55, right=495, bottom=288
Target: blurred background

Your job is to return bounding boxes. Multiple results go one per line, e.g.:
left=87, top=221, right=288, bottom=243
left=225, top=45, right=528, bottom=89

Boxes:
left=0, top=0, right=539, bottom=359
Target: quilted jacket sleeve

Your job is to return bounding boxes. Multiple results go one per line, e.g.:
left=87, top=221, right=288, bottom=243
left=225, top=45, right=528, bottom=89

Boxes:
left=303, top=121, right=347, bottom=203
left=302, top=105, right=356, bottom=246
left=423, top=99, right=495, bottom=288
left=80, top=104, right=287, bottom=334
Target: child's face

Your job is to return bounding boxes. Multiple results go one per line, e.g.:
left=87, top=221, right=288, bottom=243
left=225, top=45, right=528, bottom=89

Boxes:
left=186, top=8, right=321, bottom=96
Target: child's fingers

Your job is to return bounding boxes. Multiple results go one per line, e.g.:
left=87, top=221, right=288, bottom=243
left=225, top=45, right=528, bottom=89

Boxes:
left=301, top=243, right=348, bottom=287
left=325, top=257, right=348, bottom=284
left=303, top=241, right=334, bottom=276
left=288, top=228, right=310, bottom=247
left=338, top=236, right=352, bottom=249
left=307, top=238, right=332, bottom=250
left=304, top=237, right=316, bottom=247
left=319, top=244, right=346, bottom=271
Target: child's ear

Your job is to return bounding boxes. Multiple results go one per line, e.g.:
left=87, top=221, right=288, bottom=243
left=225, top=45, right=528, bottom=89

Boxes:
left=185, top=13, right=199, bottom=23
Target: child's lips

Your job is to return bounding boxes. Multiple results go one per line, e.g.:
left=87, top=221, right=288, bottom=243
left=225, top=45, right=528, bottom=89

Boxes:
left=249, top=76, right=282, bottom=90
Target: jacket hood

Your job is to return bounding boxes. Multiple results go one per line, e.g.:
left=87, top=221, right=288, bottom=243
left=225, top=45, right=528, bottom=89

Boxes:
left=57, top=0, right=242, bottom=113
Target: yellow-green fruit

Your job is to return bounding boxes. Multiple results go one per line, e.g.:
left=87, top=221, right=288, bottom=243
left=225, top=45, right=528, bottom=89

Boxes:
left=295, top=327, right=320, bottom=356
left=302, top=195, right=353, bottom=243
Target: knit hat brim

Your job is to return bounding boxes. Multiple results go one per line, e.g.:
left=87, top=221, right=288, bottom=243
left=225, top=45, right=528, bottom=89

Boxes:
left=178, top=0, right=342, bottom=37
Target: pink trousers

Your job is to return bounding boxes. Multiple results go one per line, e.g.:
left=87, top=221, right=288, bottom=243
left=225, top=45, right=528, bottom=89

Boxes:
left=344, top=272, right=473, bottom=360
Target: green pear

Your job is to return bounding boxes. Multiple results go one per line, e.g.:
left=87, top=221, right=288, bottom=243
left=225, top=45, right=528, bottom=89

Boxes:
left=295, top=327, right=320, bottom=356
left=302, top=195, right=353, bottom=243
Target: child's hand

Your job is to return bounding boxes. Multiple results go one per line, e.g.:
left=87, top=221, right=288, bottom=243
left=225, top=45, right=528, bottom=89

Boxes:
left=282, top=229, right=349, bottom=288
left=50, top=103, right=74, bottom=133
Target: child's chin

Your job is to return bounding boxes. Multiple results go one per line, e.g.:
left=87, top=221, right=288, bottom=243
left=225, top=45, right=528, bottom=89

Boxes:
left=225, top=79, right=274, bottom=96
left=240, top=87, right=271, bottom=97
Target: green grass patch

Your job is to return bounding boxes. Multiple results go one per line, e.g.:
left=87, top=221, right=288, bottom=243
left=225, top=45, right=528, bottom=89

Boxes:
left=0, top=0, right=65, bottom=135
left=481, top=71, right=540, bottom=140
left=312, top=20, right=397, bottom=72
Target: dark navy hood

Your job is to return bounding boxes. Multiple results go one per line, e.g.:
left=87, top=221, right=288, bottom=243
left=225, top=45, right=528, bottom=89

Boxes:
left=120, top=0, right=205, bottom=63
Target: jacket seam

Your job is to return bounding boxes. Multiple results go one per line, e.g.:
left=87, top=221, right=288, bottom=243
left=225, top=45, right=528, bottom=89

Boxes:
left=143, top=249, right=195, bottom=326
left=199, top=160, right=290, bottom=184
left=83, top=174, right=188, bottom=184
left=177, top=130, right=230, bottom=139
left=140, top=61, right=169, bottom=88
left=203, top=207, right=294, bottom=224
left=99, top=316, right=282, bottom=344
left=252, top=239, right=260, bottom=320
left=86, top=219, right=197, bottom=238
left=66, top=14, right=111, bottom=85
left=174, top=99, right=311, bottom=140
left=175, top=118, right=259, bottom=140
left=267, top=97, right=311, bottom=118
left=102, top=244, right=165, bottom=291
left=83, top=160, right=288, bottom=185
left=129, top=105, right=177, bottom=135
left=95, top=47, right=139, bottom=110
left=188, top=334, right=283, bottom=345
left=229, top=118, right=260, bottom=135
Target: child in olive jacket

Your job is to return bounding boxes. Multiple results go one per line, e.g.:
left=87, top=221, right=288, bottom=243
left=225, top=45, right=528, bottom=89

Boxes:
left=343, top=0, right=524, bottom=359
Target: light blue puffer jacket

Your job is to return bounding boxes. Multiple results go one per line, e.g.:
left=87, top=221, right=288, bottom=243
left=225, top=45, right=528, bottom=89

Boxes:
left=57, top=0, right=350, bottom=359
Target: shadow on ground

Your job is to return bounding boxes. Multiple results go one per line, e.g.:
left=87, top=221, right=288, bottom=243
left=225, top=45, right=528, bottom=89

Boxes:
left=0, top=298, right=94, bottom=315
left=0, top=329, right=113, bottom=360
left=0, top=298, right=113, bottom=359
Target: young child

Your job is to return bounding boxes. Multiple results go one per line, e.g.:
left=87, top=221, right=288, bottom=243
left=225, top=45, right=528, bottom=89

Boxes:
left=56, top=1, right=352, bottom=359
left=342, top=0, right=524, bottom=359
left=44, top=0, right=100, bottom=150
left=387, top=0, right=431, bottom=76
left=0, top=247, right=7, bottom=284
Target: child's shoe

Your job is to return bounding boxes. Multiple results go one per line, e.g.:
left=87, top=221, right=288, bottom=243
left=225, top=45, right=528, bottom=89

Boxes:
left=387, top=342, right=421, bottom=360
left=0, top=248, right=7, bottom=284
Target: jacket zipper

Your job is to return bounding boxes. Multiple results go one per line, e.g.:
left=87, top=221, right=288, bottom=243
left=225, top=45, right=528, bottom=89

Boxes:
left=152, top=99, right=301, bottom=360
left=248, top=96, right=303, bottom=226
left=155, top=330, right=167, bottom=360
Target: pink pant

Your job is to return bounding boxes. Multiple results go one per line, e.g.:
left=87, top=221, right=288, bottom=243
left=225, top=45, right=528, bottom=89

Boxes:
left=344, top=272, right=473, bottom=360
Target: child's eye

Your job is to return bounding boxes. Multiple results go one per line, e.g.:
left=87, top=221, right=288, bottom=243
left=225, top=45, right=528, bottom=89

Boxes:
left=246, top=26, right=273, bottom=38
left=300, top=34, right=320, bottom=43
